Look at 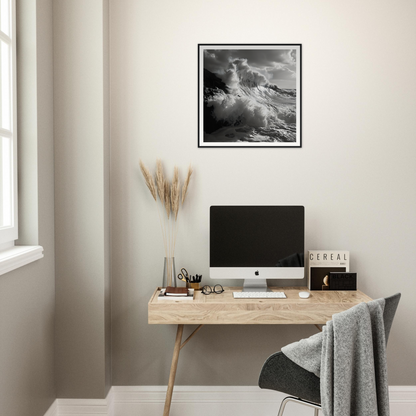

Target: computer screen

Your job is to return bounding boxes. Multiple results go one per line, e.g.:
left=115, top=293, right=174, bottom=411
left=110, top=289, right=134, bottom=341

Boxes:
left=209, top=205, right=305, bottom=289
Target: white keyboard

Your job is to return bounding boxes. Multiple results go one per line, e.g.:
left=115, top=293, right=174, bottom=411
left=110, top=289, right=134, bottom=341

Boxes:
left=233, top=291, right=286, bottom=299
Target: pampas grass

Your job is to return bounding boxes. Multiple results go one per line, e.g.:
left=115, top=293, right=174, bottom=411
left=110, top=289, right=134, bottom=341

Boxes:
left=139, top=159, right=193, bottom=285
left=156, top=159, right=165, bottom=203
left=182, top=164, right=193, bottom=205
left=163, top=180, right=170, bottom=219
left=139, top=160, right=157, bottom=201
left=171, top=167, right=180, bottom=221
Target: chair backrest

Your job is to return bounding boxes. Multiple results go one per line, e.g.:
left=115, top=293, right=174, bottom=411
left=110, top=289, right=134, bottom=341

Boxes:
left=383, top=293, right=401, bottom=345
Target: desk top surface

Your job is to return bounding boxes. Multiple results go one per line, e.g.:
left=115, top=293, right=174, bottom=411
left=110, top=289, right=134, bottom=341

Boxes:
left=148, top=286, right=372, bottom=325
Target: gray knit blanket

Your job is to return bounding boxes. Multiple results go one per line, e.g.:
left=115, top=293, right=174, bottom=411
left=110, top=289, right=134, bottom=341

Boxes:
left=282, top=299, right=389, bottom=416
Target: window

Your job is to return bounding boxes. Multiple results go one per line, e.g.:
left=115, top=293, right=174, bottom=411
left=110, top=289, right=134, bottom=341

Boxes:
left=0, top=0, right=17, bottom=247
left=0, top=0, right=43, bottom=274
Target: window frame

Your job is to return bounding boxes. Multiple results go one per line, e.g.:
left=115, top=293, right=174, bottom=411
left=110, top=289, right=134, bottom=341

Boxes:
left=0, top=0, right=43, bottom=275
left=0, top=0, right=18, bottom=246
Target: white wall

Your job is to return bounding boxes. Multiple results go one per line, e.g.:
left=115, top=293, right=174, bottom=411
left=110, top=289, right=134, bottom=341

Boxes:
left=110, top=0, right=416, bottom=386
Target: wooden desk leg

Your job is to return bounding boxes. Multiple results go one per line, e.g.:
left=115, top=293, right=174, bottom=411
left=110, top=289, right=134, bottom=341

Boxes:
left=163, top=324, right=184, bottom=416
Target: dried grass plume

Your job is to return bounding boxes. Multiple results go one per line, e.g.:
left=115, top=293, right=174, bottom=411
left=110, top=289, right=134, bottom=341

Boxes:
left=139, top=160, right=156, bottom=201
left=155, top=159, right=165, bottom=203
left=163, top=180, right=170, bottom=219
left=171, top=167, right=180, bottom=220
left=182, top=164, right=193, bottom=205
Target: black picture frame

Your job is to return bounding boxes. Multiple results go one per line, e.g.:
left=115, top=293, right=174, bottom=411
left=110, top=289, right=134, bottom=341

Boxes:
left=198, top=44, right=302, bottom=148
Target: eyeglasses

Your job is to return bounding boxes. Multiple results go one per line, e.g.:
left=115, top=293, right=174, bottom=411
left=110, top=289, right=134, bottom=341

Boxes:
left=201, top=284, right=224, bottom=295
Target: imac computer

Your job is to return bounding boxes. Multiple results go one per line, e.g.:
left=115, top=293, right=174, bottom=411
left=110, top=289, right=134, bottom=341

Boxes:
left=209, top=205, right=305, bottom=292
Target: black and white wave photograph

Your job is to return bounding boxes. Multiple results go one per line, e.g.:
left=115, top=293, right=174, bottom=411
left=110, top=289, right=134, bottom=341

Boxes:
left=198, top=44, right=301, bottom=148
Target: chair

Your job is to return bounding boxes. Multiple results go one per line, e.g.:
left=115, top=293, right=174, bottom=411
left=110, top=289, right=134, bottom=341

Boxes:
left=258, top=293, right=401, bottom=416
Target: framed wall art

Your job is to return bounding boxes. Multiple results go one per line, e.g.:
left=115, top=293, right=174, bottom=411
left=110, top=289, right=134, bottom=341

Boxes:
left=198, top=44, right=302, bottom=148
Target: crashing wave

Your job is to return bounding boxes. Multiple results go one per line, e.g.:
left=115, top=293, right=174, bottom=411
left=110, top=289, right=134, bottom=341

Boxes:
left=204, top=69, right=297, bottom=143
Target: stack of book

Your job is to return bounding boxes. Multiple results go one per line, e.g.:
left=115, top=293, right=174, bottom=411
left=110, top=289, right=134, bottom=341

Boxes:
left=157, top=286, right=195, bottom=301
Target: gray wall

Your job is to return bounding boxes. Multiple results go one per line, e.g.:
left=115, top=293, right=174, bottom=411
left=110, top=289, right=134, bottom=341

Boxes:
left=0, top=0, right=56, bottom=415
left=110, top=0, right=416, bottom=386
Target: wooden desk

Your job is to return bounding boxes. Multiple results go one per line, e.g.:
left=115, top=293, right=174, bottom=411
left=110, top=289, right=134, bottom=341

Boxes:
left=148, top=286, right=372, bottom=416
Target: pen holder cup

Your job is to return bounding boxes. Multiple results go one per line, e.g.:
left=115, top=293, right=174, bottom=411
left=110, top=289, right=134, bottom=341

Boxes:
left=187, top=282, right=201, bottom=290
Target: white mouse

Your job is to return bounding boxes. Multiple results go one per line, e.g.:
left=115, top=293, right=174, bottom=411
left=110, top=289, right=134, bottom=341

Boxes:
left=299, top=291, right=311, bottom=299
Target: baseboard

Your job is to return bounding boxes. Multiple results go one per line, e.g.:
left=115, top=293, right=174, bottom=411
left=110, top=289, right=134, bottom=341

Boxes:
left=389, top=386, right=416, bottom=416
left=112, top=386, right=289, bottom=416
left=44, top=385, right=416, bottom=416
left=43, top=389, right=114, bottom=416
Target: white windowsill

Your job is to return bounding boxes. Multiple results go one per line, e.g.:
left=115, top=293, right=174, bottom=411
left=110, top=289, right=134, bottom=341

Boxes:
left=0, top=245, right=44, bottom=276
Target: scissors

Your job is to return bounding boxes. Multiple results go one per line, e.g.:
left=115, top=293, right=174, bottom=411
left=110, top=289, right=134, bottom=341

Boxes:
left=177, top=268, right=190, bottom=283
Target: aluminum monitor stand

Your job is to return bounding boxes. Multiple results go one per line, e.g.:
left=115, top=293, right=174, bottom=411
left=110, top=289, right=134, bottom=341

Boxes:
left=242, top=278, right=269, bottom=292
